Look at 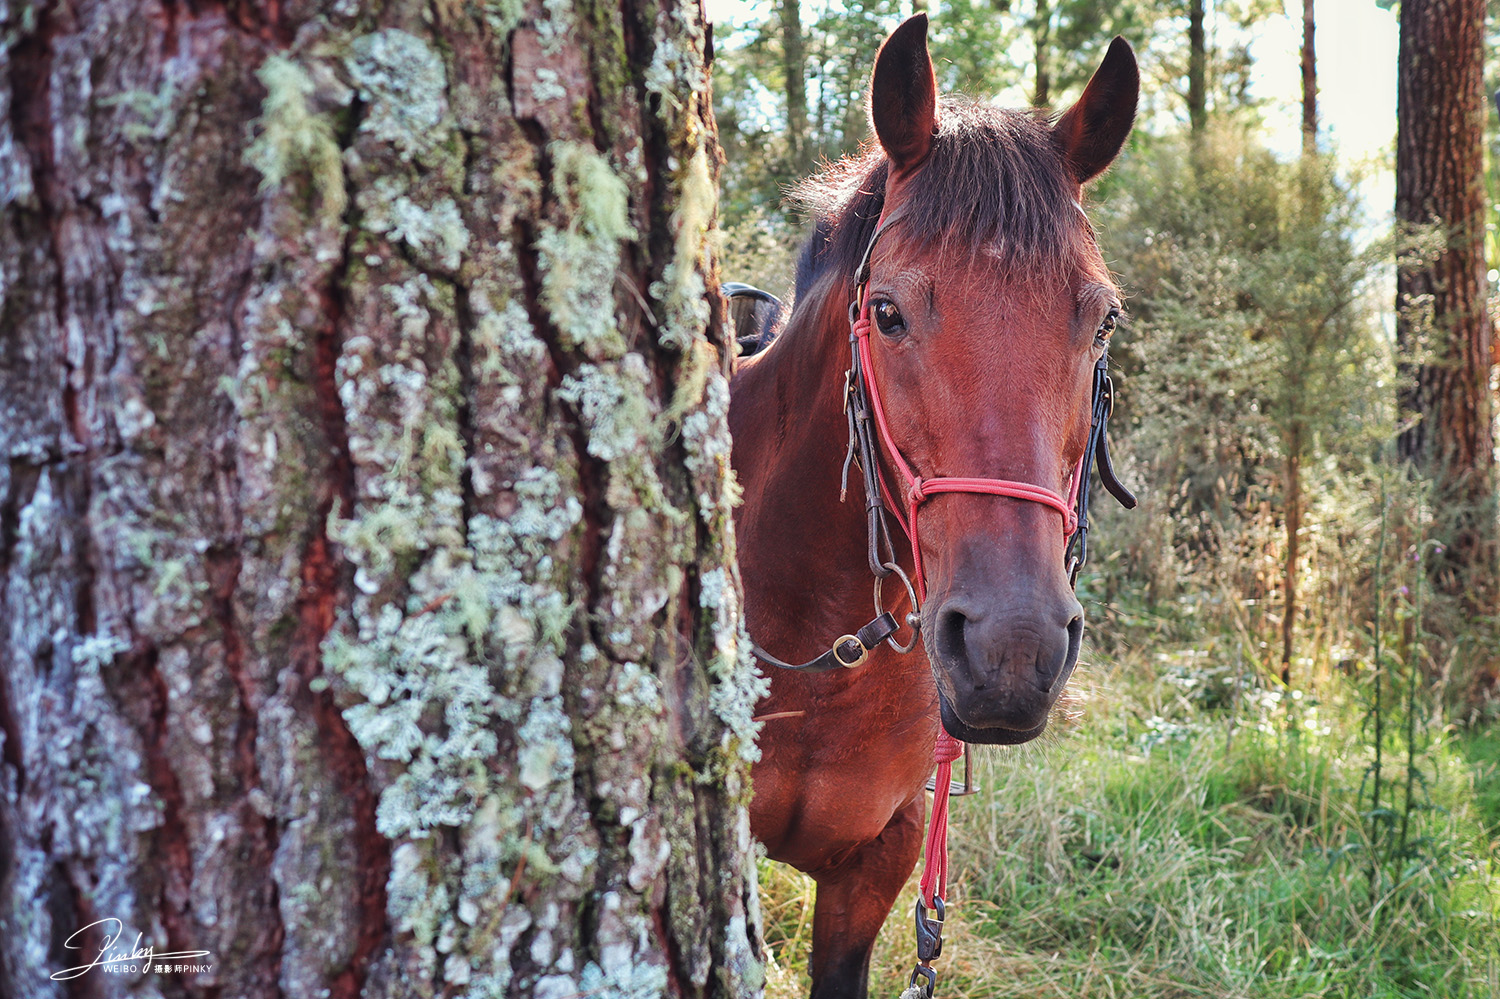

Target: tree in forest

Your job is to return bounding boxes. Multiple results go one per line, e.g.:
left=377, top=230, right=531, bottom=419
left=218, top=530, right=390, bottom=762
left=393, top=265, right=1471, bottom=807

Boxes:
left=0, top=2, right=764, bottom=997
left=1098, top=127, right=1379, bottom=660
left=1394, top=0, right=1499, bottom=634
left=713, top=0, right=900, bottom=223
left=1301, top=0, right=1316, bottom=155
left=779, top=0, right=813, bottom=175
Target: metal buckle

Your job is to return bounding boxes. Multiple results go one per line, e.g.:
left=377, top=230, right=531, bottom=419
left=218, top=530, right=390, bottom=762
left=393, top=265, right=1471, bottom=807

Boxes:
left=831, top=636, right=867, bottom=669
left=907, top=964, right=936, bottom=998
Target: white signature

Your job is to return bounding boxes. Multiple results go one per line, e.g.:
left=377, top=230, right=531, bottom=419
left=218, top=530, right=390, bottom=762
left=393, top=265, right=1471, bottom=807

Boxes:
left=51, top=919, right=212, bottom=981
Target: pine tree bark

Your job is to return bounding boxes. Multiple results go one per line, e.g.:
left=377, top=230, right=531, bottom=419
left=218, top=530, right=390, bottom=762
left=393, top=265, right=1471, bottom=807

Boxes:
left=1394, top=0, right=1499, bottom=617
left=0, top=2, right=764, bottom=997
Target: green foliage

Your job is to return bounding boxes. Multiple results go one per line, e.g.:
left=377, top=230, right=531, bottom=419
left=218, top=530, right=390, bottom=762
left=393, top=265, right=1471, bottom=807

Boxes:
left=713, top=0, right=902, bottom=224
left=711, top=0, right=1282, bottom=229
left=1089, top=125, right=1384, bottom=644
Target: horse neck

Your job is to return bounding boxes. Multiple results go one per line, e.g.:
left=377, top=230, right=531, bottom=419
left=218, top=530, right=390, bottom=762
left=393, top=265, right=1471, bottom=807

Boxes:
left=730, top=278, right=875, bottom=638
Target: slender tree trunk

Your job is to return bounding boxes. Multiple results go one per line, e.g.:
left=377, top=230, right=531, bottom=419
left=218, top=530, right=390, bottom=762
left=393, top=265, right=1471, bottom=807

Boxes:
left=1301, top=0, right=1317, bottom=156
left=780, top=0, right=811, bottom=174
left=1394, top=0, right=1499, bottom=623
left=1188, top=0, right=1207, bottom=133
left=1287, top=0, right=1316, bottom=680
left=1281, top=430, right=1303, bottom=686
left=1033, top=0, right=1053, bottom=107
left=0, top=3, right=764, bottom=997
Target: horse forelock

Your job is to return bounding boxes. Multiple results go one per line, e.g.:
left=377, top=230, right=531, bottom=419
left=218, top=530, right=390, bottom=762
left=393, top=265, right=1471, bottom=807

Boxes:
left=793, top=98, right=1092, bottom=299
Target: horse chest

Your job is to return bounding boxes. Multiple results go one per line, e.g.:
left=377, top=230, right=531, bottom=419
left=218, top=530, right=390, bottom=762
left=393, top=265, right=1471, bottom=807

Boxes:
left=748, top=666, right=938, bottom=872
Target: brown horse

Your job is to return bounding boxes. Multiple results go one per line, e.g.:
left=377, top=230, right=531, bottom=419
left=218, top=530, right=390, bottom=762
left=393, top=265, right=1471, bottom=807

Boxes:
left=729, top=15, right=1139, bottom=999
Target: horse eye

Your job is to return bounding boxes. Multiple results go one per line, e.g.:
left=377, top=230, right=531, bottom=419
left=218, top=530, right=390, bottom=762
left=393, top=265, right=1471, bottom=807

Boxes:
left=1096, top=309, right=1119, bottom=344
left=872, top=299, right=906, bottom=337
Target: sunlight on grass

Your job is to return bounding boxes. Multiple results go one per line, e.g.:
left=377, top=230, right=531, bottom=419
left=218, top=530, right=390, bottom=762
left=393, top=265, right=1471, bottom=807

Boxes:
left=759, top=649, right=1500, bottom=999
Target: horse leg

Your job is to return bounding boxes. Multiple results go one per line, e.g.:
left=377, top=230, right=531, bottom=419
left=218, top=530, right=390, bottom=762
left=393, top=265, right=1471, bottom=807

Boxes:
left=808, top=797, right=925, bottom=999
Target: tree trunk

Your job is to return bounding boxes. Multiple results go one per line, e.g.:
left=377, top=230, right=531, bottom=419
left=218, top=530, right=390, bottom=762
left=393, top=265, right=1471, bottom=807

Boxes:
left=1188, top=0, right=1207, bottom=134
left=780, top=0, right=811, bottom=175
left=0, top=3, right=764, bottom=998
left=1032, top=0, right=1053, bottom=107
left=1301, top=0, right=1317, bottom=157
left=1281, top=431, right=1302, bottom=686
left=1394, top=0, right=1499, bottom=618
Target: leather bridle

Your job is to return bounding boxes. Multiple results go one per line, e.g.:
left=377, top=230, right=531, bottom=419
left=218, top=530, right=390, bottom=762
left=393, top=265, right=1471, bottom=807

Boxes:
left=752, top=210, right=1137, bottom=674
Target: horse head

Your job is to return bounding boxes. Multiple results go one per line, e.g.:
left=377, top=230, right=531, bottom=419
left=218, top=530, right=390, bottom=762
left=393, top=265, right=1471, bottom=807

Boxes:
left=853, top=15, right=1138, bottom=744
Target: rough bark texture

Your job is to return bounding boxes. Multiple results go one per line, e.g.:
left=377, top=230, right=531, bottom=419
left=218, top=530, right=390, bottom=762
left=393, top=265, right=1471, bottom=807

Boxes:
left=0, top=1, right=765, bottom=997
left=1394, top=0, right=1499, bottom=612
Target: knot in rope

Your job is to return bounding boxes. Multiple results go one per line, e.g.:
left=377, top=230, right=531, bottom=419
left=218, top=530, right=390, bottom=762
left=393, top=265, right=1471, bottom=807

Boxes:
left=933, top=731, right=963, bottom=765
left=908, top=477, right=928, bottom=505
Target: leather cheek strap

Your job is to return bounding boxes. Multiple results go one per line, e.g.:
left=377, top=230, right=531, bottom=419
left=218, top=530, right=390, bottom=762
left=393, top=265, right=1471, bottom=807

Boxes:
left=750, top=612, right=900, bottom=673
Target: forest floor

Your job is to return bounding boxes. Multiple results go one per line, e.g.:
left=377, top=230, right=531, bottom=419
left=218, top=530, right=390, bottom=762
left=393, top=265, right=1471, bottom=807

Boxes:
left=757, top=621, right=1500, bottom=998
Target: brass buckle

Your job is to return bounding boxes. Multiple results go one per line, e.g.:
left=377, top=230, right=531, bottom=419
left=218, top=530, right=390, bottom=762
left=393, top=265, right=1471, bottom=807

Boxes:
left=832, top=635, right=867, bottom=669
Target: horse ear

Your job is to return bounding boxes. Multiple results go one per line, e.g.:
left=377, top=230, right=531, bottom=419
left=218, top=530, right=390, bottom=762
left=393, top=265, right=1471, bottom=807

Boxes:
left=870, top=13, right=938, bottom=177
left=1052, top=36, right=1139, bottom=184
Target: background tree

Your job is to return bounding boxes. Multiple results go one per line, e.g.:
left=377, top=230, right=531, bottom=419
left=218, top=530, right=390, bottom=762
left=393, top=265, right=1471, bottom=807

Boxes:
left=1096, top=127, right=1377, bottom=656
left=0, top=2, right=763, bottom=997
left=1302, top=0, right=1317, bottom=155
left=780, top=0, right=813, bottom=174
left=1189, top=0, right=1208, bottom=131
left=1394, top=0, right=1499, bottom=623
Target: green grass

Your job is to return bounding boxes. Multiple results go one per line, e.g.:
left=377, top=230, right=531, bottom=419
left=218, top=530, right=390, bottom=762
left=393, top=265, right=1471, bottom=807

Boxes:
left=759, top=644, right=1500, bottom=998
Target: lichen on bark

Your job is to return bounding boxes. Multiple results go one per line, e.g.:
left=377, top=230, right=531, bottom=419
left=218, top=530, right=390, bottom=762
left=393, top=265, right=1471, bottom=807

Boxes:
left=1, top=1, right=761, bottom=997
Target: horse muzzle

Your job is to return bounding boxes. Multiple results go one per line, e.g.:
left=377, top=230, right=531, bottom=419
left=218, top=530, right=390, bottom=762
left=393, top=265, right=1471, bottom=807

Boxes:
left=926, top=581, right=1084, bottom=745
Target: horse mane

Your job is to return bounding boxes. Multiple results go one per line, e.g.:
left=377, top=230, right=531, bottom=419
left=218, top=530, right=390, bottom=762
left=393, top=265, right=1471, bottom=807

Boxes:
left=792, top=97, right=1086, bottom=302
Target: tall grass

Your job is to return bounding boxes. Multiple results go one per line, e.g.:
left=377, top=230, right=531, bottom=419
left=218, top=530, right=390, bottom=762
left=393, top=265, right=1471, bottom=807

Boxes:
left=758, top=648, right=1500, bottom=998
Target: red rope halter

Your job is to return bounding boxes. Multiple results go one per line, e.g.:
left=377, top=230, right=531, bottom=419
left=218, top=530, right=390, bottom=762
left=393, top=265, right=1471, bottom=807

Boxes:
left=851, top=306, right=1084, bottom=607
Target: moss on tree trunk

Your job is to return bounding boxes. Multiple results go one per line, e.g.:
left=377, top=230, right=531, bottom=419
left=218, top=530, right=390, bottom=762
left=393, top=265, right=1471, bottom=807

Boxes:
left=0, top=1, right=764, bottom=996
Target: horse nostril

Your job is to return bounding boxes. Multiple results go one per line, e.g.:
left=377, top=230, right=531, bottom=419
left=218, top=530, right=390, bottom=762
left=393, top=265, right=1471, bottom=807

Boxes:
left=1062, top=612, right=1086, bottom=657
left=1066, top=609, right=1084, bottom=646
left=935, top=603, right=971, bottom=670
left=1054, top=609, right=1085, bottom=688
